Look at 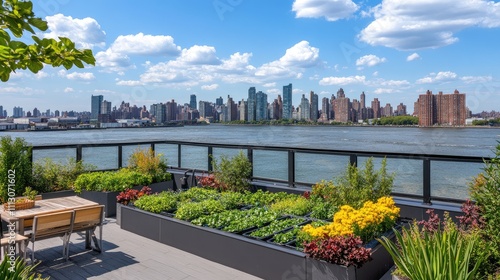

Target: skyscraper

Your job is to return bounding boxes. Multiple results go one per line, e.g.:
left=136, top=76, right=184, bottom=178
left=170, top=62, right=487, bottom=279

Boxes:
left=247, top=87, right=256, bottom=121
left=256, top=91, right=268, bottom=121
left=190, top=94, right=197, bottom=110
left=216, top=96, right=224, bottom=106
left=415, top=90, right=466, bottom=126
left=91, top=95, right=103, bottom=120
left=371, top=98, right=381, bottom=119
left=0, top=105, right=3, bottom=118
left=321, top=97, right=330, bottom=120
left=101, top=100, right=112, bottom=114
left=13, top=107, right=23, bottom=118
left=309, top=91, right=318, bottom=121
left=282, top=83, right=292, bottom=119
left=299, top=94, right=310, bottom=120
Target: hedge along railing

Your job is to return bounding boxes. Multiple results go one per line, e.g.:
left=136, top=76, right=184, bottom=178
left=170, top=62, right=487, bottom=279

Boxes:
left=30, top=140, right=489, bottom=206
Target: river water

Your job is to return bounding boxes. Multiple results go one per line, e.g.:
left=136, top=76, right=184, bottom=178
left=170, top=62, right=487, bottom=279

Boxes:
left=1, top=125, right=498, bottom=200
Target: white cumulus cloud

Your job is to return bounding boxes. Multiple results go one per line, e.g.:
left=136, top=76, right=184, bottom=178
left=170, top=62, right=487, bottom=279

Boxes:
left=201, top=84, right=219, bottom=91
left=416, top=71, right=458, bottom=84
left=407, top=53, right=421, bottom=61
left=64, top=87, right=74, bottom=93
left=44, top=14, right=106, bottom=49
left=356, top=54, right=386, bottom=68
left=292, top=0, right=359, bottom=21
left=109, top=33, right=180, bottom=56
left=64, top=72, right=95, bottom=81
left=319, top=75, right=366, bottom=85
left=359, top=0, right=500, bottom=50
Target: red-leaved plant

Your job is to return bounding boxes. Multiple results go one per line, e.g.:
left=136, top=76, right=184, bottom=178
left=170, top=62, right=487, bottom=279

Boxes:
left=303, top=235, right=372, bottom=268
left=117, top=186, right=152, bottom=205
left=197, top=174, right=225, bottom=191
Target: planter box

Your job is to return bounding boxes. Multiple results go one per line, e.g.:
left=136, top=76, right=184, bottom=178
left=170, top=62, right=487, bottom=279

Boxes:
left=79, top=190, right=120, bottom=218
left=306, top=239, right=394, bottom=280
left=41, top=190, right=76, bottom=199
left=145, top=180, right=174, bottom=193
left=121, top=205, right=396, bottom=280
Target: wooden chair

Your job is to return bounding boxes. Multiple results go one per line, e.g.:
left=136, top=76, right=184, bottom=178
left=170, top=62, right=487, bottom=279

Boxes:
left=71, top=205, right=104, bottom=253
left=28, top=210, right=74, bottom=262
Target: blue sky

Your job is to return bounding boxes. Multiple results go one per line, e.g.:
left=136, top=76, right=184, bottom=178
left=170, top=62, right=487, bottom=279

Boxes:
left=2, top=0, right=500, bottom=115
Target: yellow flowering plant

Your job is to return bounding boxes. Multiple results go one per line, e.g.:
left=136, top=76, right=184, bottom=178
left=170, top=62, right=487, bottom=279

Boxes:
left=301, top=196, right=399, bottom=243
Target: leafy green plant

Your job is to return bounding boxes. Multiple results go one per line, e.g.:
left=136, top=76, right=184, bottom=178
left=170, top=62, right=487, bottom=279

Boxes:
left=248, top=217, right=306, bottom=239
left=126, top=147, right=171, bottom=183
left=218, top=191, right=246, bottom=209
left=32, top=158, right=95, bottom=193
left=134, top=191, right=178, bottom=214
left=273, top=227, right=301, bottom=244
left=0, top=136, right=32, bottom=203
left=270, top=196, right=312, bottom=216
left=242, top=190, right=293, bottom=207
left=379, top=213, right=485, bottom=280
left=309, top=200, right=337, bottom=220
left=22, top=187, right=37, bottom=200
left=311, top=157, right=394, bottom=209
left=222, top=208, right=280, bottom=233
left=175, top=199, right=225, bottom=221
left=73, top=169, right=152, bottom=193
left=212, top=151, right=252, bottom=192
left=178, top=187, right=220, bottom=202
left=0, top=257, right=49, bottom=280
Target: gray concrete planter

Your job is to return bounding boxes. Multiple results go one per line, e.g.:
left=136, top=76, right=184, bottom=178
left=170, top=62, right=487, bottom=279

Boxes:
left=121, top=205, right=396, bottom=280
left=41, top=190, right=76, bottom=199
left=79, top=190, right=120, bottom=217
left=147, top=180, right=174, bottom=193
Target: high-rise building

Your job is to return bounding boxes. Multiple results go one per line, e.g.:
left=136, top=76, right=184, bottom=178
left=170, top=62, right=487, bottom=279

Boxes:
left=152, top=103, right=166, bottom=123
left=371, top=98, right=381, bottom=119
left=247, top=87, right=256, bottom=121
left=0, top=105, right=3, bottom=118
left=396, top=103, right=407, bottom=116
left=309, top=91, right=318, bottom=121
left=239, top=99, right=247, bottom=121
left=282, top=84, right=293, bottom=120
left=277, top=95, right=283, bottom=120
left=216, top=96, right=224, bottom=106
left=190, top=94, right=197, bottom=109
left=198, top=101, right=214, bottom=119
left=32, top=107, right=40, bottom=117
left=299, top=94, right=310, bottom=120
left=256, top=91, right=268, bottom=121
left=101, top=100, right=112, bottom=114
left=166, top=99, right=177, bottom=121
left=91, top=95, right=103, bottom=120
left=382, top=103, right=393, bottom=117
left=333, top=89, right=351, bottom=123
left=415, top=90, right=466, bottom=126
left=13, top=107, right=23, bottom=118
left=321, top=97, right=330, bottom=121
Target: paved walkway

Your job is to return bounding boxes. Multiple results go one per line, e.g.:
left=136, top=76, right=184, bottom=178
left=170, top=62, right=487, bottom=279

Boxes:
left=32, top=218, right=261, bottom=280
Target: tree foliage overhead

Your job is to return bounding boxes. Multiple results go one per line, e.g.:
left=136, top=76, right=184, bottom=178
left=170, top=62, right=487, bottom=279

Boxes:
left=0, top=0, right=95, bottom=81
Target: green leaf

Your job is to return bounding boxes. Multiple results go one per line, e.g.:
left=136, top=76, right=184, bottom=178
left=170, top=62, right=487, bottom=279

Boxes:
left=27, top=17, right=48, bottom=31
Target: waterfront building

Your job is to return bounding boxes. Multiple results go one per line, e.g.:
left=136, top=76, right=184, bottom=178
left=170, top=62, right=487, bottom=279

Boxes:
left=33, top=107, right=41, bottom=118
left=190, top=94, right=197, bottom=110
left=333, top=88, right=351, bottom=123
left=54, top=110, right=60, bottom=117
left=12, top=107, right=24, bottom=118
left=270, top=98, right=280, bottom=120
left=321, top=97, right=330, bottom=120
left=415, top=90, right=466, bottom=126
left=0, top=105, right=3, bottom=118
left=358, top=92, right=367, bottom=121
left=238, top=99, right=247, bottom=121
left=395, top=103, right=407, bottom=116
left=299, top=94, right=310, bottom=121
left=101, top=100, right=112, bottom=114
left=282, top=84, right=293, bottom=120
left=372, top=98, right=381, bottom=119
left=383, top=103, right=393, bottom=117
left=151, top=103, right=166, bottom=123
left=309, top=91, right=318, bottom=121
left=216, top=96, right=223, bottom=106
left=166, top=99, right=177, bottom=122
left=247, top=87, right=256, bottom=122
left=255, top=91, right=268, bottom=121
left=91, top=95, right=103, bottom=120
left=198, top=101, right=214, bottom=119
left=277, top=95, right=283, bottom=120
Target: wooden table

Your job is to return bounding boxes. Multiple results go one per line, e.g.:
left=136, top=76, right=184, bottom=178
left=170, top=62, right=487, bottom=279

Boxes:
left=1, top=196, right=99, bottom=235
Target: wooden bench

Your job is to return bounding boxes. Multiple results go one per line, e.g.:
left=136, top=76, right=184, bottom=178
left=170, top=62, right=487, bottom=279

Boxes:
left=1, top=234, right=28, bottom=260
left=72, top=205, right=104, bottom=253
left=29, top=210, right=74, bottom=262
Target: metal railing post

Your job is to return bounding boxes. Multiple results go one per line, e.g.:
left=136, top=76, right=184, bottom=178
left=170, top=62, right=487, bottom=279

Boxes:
left=247, top=148, right=253, bottom=178
left=178, top=144, right=182, bottom=168
left=208, top=146, right=213, bottom=172
left=118, top=145, right=123, bottom=169
left=288, top=150, right=295, bottom=188
left=423, top=158, right=431, bottom=205
left=349, top=154, right=358, bottom=167
left=76, top=145, right=82, bottom=162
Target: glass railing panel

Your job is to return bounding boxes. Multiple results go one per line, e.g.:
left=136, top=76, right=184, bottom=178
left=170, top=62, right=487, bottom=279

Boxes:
left=121, top=144, right=151, bottom=167
left=82, top=146, right=119, bottom=170
left=431, top=161, right=483, bottom=200
left=180, top=145, right=208, bottom=170
left=212, top=148, right=245, bottom=165
left=154, top=144, right=178, bottom=167
left=32, top=148, right=76, bottom=164
left=358, top=156, right=423, bottom=196
left=253, top=150, right=287, bottom=181
left=295, top=153, right=349, bottom=184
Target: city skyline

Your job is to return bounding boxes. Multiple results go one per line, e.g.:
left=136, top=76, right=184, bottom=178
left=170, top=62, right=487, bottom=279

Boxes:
left=1, top=1, right=500, bottom=113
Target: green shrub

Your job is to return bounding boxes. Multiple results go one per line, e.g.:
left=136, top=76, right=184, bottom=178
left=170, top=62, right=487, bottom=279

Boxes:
left=218, top=191, right=246, bottom=209
left=309, top=200, right=337, bottom=220
left=379, top=215, right=484, bottom=280
left=212, top=151, right=252, bottom=192
left=178, top=187, right=220, bottom=202
left=311, top=157, right=394, bottom=209
left=134, top=191, right=178, bottom=213
left=470, top=143, right=500, bottom=278
left=126, top=147, right=171, bottom=183
left=74, top=169, right=152, bottom=193
left=0, top=136, right=32, bottom=203
left=242, top=190, right=293, bottom=207
left=32, top=158, right=95, bottom=193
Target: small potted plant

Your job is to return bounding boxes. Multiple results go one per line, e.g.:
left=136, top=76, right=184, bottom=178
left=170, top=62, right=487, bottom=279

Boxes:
left=3, top=187, right=38, bottom=210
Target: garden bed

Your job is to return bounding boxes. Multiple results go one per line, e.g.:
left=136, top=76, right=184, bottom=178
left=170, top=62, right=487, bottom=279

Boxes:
left=120, top=205, right=395, bottom=280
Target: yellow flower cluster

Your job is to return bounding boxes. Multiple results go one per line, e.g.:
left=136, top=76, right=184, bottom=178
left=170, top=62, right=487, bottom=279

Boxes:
left=302, top=196, right=399, bottom=240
